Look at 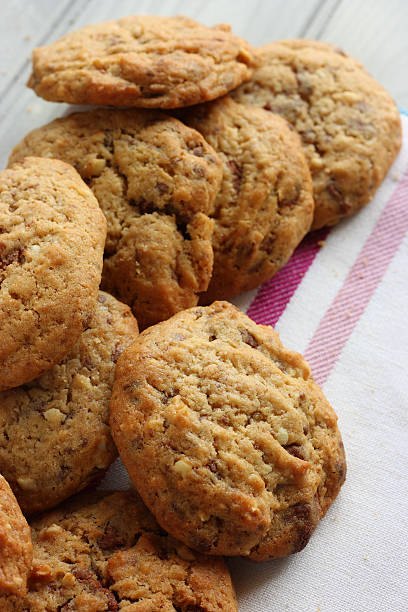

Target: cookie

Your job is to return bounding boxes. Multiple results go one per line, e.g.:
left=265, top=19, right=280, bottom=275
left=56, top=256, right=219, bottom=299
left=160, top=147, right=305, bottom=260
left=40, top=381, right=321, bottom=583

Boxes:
left=0, top=157, right=106, bottom=391
left=110, top=301, right=346, bottom=561
left=0, top=291, right=138, bottom=515
left=231, top=39, right=402, bottom=229
left=27, top=15, right=254, bottom=108
left=0, top=475, right=32, bottom=597
left=178, top=96, right=314, bottom=301
left=0, top=490, right=238, bottom=611
left=9, top=109, right=223, bottom=329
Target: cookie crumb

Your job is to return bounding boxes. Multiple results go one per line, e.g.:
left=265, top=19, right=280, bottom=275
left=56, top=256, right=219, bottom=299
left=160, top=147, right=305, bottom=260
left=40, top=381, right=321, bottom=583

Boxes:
left=173, top=458, right=193, bottom=477
left=276, top=427, right=289, bottom=445
left=43, top=408, right=65, bottom=425
left=317, top=240, right=326, bottom=247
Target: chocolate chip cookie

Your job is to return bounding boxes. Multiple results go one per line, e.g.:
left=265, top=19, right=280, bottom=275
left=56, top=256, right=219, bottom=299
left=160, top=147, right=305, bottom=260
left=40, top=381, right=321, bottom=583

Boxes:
left=178, top=96, right=314, bottom=302
left=0, top=292, right=138, bottom=515
left=110, top=301, right=346, bottom=561
left=0, top=157, right=106, bottom=391
left=0, top=475, right=32, bottom=597
left=9, top=109, right=223, bottom=329
left=27, top=15, right=254, bottom=108
left=0, top=490, right=238, bottom=611
left=231, top=39, right=402, bottom=229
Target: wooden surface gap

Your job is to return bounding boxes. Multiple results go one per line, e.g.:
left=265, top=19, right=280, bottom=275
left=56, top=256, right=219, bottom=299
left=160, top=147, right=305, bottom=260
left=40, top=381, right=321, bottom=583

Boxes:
left=298, top=0, right=328, bottom=38
left=314, top=0, right=344, bottom=39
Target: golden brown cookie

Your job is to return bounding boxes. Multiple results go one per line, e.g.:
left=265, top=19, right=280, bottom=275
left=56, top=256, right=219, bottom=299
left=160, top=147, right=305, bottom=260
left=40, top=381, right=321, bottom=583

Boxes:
left=0, top=490, right=238, bottom=611
left=27, top=15, right=254, bottom=108
left=111, top=302, right=346, bottom=561
left=0, top=292, right=138, bottom=515
left=0, top=157, right=106, bottom=391
left=0, top=475, right=32, bottom=597
left=178, top=96, right=314, bottom=302
left=231, top=39, right=402, bottom=229
left=9, top=109, right=223, bottom=329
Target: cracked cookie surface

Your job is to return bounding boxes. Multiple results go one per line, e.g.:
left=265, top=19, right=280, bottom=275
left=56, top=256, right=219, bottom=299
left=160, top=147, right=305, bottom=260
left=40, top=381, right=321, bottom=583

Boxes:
left=231, top=39, right=402, bottom=229
left=0, top=490, right=238, bottom=611
left=28, top=14, right=254, bottom=108
left=0, top=157, right=106, bottom=391
left=111, top=301, right=346, bottom=560
left=10, top=109, right=223, bottom=329
left=178, top=96, right=314, bottom=302
left=0, top=292, right=138, bottom=515
left=0, top=475, right=32, bottom=597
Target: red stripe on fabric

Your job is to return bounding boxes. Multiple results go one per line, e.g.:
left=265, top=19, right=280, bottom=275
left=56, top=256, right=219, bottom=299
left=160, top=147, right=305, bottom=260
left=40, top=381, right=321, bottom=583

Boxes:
left=305, top=170, right=408, bottom=386
left=247, top=229, right=329, bottom=327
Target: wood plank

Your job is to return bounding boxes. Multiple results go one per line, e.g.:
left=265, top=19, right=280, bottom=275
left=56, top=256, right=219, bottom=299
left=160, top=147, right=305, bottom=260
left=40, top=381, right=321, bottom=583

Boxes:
left=305, top=0, right=408, bottom=108
left=41, top=0, right=322, bottom=42
left=0, top=0, right=79, bottom=96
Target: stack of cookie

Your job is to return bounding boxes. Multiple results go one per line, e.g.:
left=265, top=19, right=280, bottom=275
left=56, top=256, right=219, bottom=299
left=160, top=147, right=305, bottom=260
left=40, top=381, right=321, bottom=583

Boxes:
left=0, top=13, right=402, bottom=610
left=10, top=16, right=402, bottom=328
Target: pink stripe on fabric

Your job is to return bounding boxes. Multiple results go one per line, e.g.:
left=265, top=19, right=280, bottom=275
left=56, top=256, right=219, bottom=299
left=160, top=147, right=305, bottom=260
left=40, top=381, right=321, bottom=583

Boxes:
left=305, top=169, right=408, bottom=387
left=247, top=229, right=329, bottom=327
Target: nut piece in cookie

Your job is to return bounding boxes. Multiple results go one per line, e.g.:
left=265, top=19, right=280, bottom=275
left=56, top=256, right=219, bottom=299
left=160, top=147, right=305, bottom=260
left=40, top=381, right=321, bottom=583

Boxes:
left=110, top=301, right=346, bottom=560
left=9, top=109, right=223, bottom=329
left=0, top=490, right=238, bottom=611
left=0, top=292, right=138, bottom=515
left=178, top=96, right=314, bottom=302
left=232, top=39, right=402, bottom=229
left=0, top=475, right=32, bottom=597
left=0, top=157, right=106, bottom=390
left=28, top=15, right=254, bottom=108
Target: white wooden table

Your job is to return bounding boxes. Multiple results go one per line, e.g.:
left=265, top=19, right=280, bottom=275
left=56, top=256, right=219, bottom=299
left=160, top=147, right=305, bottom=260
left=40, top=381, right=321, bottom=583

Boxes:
left=1, top=3, right=407, bottom=612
